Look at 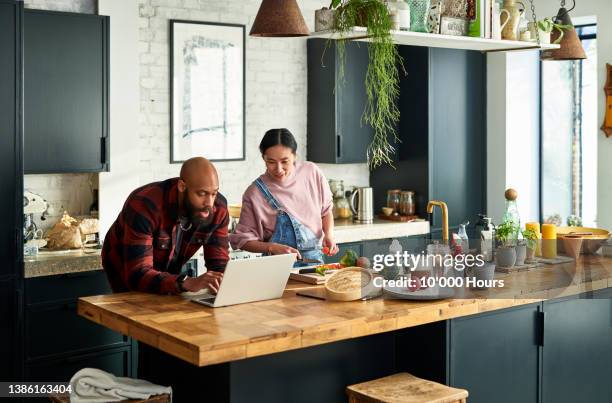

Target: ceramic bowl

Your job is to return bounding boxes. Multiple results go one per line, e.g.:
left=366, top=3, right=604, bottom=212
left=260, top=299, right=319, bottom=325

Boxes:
left=381, top=207, right=394, bottom=216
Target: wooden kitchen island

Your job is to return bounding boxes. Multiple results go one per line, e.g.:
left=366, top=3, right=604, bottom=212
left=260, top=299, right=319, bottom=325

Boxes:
left=79, top=256, right=612, bottom=403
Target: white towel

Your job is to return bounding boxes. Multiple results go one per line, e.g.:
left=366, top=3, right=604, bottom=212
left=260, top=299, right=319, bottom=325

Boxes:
left=69, top=367, right=172, bottom=403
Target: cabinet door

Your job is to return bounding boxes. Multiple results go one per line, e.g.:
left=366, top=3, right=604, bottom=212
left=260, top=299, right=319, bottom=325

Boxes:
left=542, top=295, right=612, bottom=403
left=0, top=0, right=21, bottom=277
left=0, top=279, right=18, bottom=380
left=335, top=41, right=372, bottom=163
left=429, top=49, right=485, bottom=232
left=24, top=10, right=109, bottom=173
left=307, top=39, right=372, bottom=164
left=449, top=304, right=540, bottom=403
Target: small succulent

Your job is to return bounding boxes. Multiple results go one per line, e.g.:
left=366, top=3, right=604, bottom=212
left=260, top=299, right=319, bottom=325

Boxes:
left=567, top=215, right=582, bottom=227
left=522, top=228, right=538, bottom=250
left=537, top=17, right=573, bottom=44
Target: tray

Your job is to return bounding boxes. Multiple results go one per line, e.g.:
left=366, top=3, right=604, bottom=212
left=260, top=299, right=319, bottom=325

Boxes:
left=377, top=214, right=419, bottom=222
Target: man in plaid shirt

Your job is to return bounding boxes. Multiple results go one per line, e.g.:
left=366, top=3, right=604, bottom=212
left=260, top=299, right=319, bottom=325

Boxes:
left=102, top=157, right=228, bottom=294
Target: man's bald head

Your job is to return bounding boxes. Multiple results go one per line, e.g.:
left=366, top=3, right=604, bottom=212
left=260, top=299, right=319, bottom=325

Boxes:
left=178, top=157, right=219, bottom=222
left=180, top=157, right=218, bottom=187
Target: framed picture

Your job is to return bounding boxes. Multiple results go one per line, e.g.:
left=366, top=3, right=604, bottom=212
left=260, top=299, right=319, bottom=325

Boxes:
left=170, top=20, right=245, bottom=162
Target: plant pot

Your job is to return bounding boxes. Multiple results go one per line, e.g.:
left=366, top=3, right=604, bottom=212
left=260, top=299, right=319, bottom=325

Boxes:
left=495, top=246, right=516, bottom=268
left=538, top=30, right=551, bottom=44
left=515, top=244, right=527, bottom=266
left=525, top=246, right=536, bottom=263
left=467, top=262, right=495, bottom=290
left=315, top=8, right=335, bottom=31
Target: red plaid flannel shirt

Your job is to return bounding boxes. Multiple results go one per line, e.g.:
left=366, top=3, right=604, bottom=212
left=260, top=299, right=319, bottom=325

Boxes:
left=102, top=178, right=229, bottom=294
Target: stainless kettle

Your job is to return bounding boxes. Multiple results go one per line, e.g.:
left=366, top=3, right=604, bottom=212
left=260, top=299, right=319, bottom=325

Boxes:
left=349, top=187, right=374, bottom=223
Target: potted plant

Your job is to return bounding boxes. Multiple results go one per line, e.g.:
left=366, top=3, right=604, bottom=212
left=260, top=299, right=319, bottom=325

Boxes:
left=537, top=17, right=572, bottom=45
left=495, top=220, right=517, bottom=268
left=522, top=227, right=538, bottom=263
left=327, top=0, right=404, bottom=169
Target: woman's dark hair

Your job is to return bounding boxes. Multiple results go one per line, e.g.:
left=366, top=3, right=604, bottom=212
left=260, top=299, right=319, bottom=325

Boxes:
left=259, top=128, right=298, bottom=155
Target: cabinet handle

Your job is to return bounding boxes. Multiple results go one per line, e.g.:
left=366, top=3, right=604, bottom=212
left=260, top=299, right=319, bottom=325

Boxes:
left=537, top=310, right=545, bottom=346
left=336, top=133, right=342, bottom=159
left=100, top=137, right=107, bottom=165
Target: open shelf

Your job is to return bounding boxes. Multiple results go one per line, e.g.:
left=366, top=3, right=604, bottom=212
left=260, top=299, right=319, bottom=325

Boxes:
left=310, top=27, right=560, bottom=52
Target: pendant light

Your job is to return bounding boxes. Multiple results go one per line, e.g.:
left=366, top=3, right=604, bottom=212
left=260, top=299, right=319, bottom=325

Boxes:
left=250, top=0, right=310, bottom=37
left=541, top=0, right=586, bottom=61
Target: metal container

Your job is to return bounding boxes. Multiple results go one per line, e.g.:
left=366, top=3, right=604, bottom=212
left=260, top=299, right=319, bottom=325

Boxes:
left=349, top=187, right=374, bottom=223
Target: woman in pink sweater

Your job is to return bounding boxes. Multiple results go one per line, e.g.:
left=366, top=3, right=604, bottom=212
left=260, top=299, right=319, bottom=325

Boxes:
left=229, top=129, right=339, bottom=264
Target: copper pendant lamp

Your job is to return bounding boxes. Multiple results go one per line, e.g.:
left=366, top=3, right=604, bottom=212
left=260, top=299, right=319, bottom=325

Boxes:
left=541, top=3, right=586, bottom=61
left=250, top=0, right=310, bottom=37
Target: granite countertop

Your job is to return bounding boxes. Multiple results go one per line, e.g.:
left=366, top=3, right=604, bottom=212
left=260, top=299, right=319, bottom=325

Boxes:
left=333, top=218, right=430, bottom=243
left=24, top=248, right=102, bottom=278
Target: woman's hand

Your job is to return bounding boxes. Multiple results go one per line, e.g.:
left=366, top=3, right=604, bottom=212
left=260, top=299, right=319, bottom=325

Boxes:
left=322, top=235, right=339, bottom=256
left=268, top=242, right=302, bottom=260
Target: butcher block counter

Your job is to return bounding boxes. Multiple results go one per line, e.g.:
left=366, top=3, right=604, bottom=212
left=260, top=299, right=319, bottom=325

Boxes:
left=78, top=256, right=611, bottom=367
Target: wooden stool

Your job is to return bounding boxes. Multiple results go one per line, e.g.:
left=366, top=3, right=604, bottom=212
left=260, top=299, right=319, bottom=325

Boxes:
left=347, top=373, right=468, bottom=403
left=49, top=393, right=170, bottom=403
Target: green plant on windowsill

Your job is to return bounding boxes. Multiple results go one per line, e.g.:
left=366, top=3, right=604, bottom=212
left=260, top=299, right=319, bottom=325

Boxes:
left=496, top=220, right=518, bottom=248
left=327, top=0, right=404, bottom=170
left=537, top=17, right=573, bottom=44
left=522, top=228, right=538, bottom=250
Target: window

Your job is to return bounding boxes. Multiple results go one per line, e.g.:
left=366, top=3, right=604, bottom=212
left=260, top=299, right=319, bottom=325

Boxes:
left=540, top=24, right=597, bottom=227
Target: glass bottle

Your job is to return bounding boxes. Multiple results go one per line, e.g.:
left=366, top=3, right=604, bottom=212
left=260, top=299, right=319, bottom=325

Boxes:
left=502, top=188, right=521, bottom=242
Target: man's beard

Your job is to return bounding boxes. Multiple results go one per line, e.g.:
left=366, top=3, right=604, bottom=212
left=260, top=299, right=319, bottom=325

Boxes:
left=183, top=195, right=214, bottom=227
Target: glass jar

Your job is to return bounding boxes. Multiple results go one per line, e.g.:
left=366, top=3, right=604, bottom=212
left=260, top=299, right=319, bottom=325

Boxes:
left=386, top=189, right=401, bottom=213
left=335, top=195, right=352, bottom=219
left=400, top=191, right=415, bottom=216
left=329, top=179, right=344, bottom=199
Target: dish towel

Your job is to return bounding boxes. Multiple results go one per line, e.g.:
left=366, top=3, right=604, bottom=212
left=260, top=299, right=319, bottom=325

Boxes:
left=69, top=368, right=172, bottom=403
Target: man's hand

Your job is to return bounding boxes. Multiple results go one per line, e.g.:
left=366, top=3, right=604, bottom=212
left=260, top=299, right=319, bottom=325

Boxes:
left=268, top=242, right=301, bottom=260
left=183, top=271, right=224, bottom=293
left=322, top=235, right=339, bottom=256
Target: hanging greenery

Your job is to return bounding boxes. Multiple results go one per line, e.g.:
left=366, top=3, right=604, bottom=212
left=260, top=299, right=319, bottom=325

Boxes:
left=328, top=0, right=404, bottom=169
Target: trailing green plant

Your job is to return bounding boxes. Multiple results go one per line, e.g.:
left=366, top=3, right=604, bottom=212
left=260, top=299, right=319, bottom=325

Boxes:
left=496, top=220, right=518, bottom=247
left=537, top=17, right=573, bottom=44
left=522, top=228, right=538, bottom=250
left=328, top=0, right=404, bottom=169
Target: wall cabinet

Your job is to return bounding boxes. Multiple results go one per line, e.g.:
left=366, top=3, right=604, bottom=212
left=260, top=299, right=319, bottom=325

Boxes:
left=24, top=9, right=109, bottom=173
left=307, top=39, right=373, bottom=163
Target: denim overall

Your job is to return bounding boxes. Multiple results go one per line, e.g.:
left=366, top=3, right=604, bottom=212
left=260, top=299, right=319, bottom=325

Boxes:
left=254, top=178, right=323, bottom=267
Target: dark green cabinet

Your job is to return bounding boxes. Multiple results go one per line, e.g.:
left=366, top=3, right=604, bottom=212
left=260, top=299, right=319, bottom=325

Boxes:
left=307, top=39, right=373, bottom=163
left=24, top=270, right=132, bottom=380
left=370, top=47, right=486, bottom=234
left=449, top=304, right=541, bottom=403
left=541, top=294, right=612, bottom=403
left=0, top=279, right=19, bottom=380
left=0, top=0, right=23, bottom=382
left=0, top=0, right=22, bottom=278
left=24, top=9, right=109, bottom=173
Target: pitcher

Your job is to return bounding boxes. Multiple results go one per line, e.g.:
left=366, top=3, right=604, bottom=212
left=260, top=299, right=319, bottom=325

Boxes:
left=501, top=0, right=525, bottom=40
left=492, top=2, right=510, bottom=40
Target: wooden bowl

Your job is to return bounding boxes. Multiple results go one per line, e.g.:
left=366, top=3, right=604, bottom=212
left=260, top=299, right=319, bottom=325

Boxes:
left=557, top=226, right=610, bottom=255
left=325, top=267, right=374, bottom=301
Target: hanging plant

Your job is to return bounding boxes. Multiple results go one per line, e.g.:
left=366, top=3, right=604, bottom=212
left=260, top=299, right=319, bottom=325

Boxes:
left=328, top=0, right=404, bottom=169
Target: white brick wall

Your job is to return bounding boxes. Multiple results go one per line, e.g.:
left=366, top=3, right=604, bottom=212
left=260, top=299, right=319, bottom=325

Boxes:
left=136, top=0, right=369, bottom=204
left=25, top=0, right=370, bottom=236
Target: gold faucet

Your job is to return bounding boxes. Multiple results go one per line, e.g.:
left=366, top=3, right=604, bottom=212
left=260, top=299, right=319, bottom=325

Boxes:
left=426, top=200, right=449, bottom=242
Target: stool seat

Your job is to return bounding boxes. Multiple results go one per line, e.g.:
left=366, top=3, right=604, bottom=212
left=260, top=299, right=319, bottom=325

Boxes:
left=347, top=373, right=468, bottom=403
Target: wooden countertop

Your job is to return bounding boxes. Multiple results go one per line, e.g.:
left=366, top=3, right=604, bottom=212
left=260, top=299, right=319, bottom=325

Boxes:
left=78, top=256, right=611, bottom=367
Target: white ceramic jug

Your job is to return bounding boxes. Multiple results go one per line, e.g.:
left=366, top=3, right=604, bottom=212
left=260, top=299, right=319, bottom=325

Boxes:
left=492, top=2, right=510, bottom=40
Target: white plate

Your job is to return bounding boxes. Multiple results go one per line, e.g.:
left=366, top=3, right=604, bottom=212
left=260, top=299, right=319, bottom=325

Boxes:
left=383, top=283, right=454, bottom=300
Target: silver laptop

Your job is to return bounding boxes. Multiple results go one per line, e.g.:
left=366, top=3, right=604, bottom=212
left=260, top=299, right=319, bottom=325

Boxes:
left=191, top=253, right=296, bottom=308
